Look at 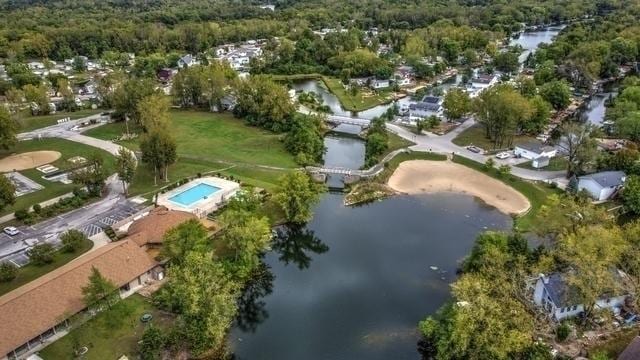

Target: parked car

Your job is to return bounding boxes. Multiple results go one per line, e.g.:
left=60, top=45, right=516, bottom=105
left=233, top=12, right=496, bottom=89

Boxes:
left=495, top=152, right=511, bottom=159
left=466, top=145, right=484, bottom=154
left=3, top=226, right=19, bottom=236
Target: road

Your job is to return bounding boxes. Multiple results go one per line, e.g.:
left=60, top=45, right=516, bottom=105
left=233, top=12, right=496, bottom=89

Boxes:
left=0, top=114, right=142, bottom=263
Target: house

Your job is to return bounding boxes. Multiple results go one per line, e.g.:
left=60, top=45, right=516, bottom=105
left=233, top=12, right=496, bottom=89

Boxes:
left=467, top=73, right=499, bottom=97
left=177, top=54, right=197, bottom=68
left=531, top=156, right=550, bottom=169
left=532, top=272, right=628, bottom=321
left=409, top=95, right=443, bottom=119
left=618, top=336, right=640, bottom=360
left=371, top=79, right=390, bottom=89
left=578, top=171, right=626, bottom=201
left=394, top=65, right=414, bottom=87
left=156, top=68, right=174, bottom=83
left=0, top=207, right=195, bottom=360
left=514, top=141, right=557, bottom=160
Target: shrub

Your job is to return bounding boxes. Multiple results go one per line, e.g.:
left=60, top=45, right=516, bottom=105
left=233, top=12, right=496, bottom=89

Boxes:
left=14, top=209, right=30, bottom=221
left=32, top=204, right=42, bottom=214
left=0, top=262, right=18, bottom=282
left=27, top=243, right=55, bottom=266
left=61, top=229, right=87, bottom=253
left=556, top=322, right=571, bottom=342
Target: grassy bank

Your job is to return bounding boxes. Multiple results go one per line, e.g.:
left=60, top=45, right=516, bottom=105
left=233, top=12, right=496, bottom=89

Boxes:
left=451, top=155, right=560, bottom=230
left=451, top=124, right=535, bottom=152
left=0, top=138, right=117, bottom=215
left=0, top=238, right=93, bottom=296
left=84, top=111, right=297, bottom=195
left=17, top=109, right=103, bottom=132
left=40, top=294, right=172, bottom=360
left=269, top=73, right=323, bottom=81
left=321, top=77, right=393, bottom=112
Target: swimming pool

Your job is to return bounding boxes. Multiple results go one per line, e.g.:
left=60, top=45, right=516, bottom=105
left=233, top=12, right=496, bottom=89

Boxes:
left=168, top=183, right=221, bottom=207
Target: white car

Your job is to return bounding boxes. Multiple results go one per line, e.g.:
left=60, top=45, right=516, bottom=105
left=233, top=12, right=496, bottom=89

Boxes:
left=495, top=152, right=511, bottom=160
left=3, top=226, right=20, bottom=236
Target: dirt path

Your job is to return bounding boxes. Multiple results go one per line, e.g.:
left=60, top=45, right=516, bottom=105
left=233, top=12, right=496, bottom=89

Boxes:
left=387, top=160, right=531, bottom=215
left=0, top=151, right=61, bottom=172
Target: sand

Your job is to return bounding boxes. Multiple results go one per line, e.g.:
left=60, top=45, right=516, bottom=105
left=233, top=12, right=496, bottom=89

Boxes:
left=387, top=160, right=531, bottom=215
left=0, top=151, right=61, bottom=172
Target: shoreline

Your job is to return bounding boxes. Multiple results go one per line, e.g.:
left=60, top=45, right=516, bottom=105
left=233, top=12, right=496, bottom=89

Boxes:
left=387, top=160, right=531, bottom=216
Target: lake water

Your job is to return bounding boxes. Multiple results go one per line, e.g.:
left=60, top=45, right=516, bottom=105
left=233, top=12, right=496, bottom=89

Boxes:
left=230, top=193, right=512, bottom=360
left=323, top=132, right=366, bottom=187
left=510, top=26, right=564, bottom=63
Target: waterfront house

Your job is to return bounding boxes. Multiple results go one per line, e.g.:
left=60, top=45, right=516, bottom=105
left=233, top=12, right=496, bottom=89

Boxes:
left=514, top=141, right=557, bottom=160
left=577, top=171, right=626, bottom=201
left=177, top=54, right=197, bottom=68
left=371, top=78, right=390, bottom=89
left=409, top=95, right=443, bottom=119
left=533, top=272, right=628, bottom=321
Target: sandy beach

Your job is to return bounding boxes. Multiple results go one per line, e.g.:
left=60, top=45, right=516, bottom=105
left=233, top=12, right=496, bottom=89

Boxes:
left=387, top=160, right=531, bottom=215
left=0, top=151, right=61, bottom=172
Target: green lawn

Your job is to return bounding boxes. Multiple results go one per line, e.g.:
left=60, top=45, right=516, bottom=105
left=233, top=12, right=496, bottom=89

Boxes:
left=39, top=294, right=172, bottom=360
left=0, top=138, right=116, bottom=215
left=16, top=109, right=102, bottom=132
left=451, top=155, right=561, bottom=231
left=452, top=124, right=535, bottom=152
left=0, top=238, right=93, bottom=296
left=321, top=77, right=393, bottom=112
left=516, top=156, right=569, bottom=171
left=84, top=111, right=298, bottom=195
left=386, top=131, right=415, bottom=154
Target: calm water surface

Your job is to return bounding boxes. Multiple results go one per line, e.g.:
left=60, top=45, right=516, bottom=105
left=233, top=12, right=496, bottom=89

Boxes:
left=510, top=27, right=563, bottom=63
left=231, top=193, right=511, bottom=360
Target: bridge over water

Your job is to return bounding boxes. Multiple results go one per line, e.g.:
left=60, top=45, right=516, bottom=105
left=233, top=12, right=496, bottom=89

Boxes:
left=325, top=115, right=372, bottom=127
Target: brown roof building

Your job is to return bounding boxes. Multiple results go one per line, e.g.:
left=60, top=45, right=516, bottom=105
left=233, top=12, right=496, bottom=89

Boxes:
left=127, top=206, right=196, bottom=247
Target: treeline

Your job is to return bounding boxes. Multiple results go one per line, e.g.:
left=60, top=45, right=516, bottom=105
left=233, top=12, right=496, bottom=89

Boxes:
left=0, top=0, right=606, bottom=60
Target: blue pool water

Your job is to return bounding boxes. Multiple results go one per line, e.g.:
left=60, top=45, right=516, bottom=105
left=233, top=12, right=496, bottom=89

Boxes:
left=169, top=183, right=220, bottom=207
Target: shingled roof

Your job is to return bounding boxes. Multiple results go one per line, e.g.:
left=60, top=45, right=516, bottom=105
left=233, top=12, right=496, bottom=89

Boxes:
left=0, top=239, right=157, bottom=356
left=127, top=206, right=196, bottom=247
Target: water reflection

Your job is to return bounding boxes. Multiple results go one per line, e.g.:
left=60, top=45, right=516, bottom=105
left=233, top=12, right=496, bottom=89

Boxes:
left=235, top=263, right=274, bottom=333
left=272, top=225, right=330, bottom=270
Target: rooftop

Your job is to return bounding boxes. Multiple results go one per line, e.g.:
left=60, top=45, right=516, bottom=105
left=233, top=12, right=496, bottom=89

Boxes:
left=127, top=206, right=196, bottom=247
left=579, top=171, right=626, bottom=188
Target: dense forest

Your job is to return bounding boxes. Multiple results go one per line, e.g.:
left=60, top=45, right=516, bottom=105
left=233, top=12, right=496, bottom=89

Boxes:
left=0, top=0, right=610, bottom=60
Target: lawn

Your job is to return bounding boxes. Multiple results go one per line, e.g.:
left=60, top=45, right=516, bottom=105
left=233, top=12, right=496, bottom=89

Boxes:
left=516, top=156, right=569, bottom=171
left=0, top=138, right=117, bottom=215
left=451, top=155, right=561, bottom=231
left=84, top=111, right=298, bottom=195
left=16, top=109, right=103, bottom=132
left=452, top=124, right=535, bottom=152
left=39, top=294, right=172, bottom=360
left=0, top=238, right=93, bottom=296
left=321, top=76, right=393, bottom=112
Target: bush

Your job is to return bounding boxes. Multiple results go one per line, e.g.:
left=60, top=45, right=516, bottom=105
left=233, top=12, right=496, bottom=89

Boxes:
left=556, top=322, right=571, bottom=342
left=27, top=243, right=55, bottom=266
left=14, top=209, right=30, bottom=221
left=32, top=204, right=42, bottom=214
left=61, top=229, right=87, bottom=253
left=0, top=262, right=18, bottom=282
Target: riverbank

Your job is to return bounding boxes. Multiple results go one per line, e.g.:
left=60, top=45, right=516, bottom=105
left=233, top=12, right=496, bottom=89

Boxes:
left=387, top=160, right=531, bottom=215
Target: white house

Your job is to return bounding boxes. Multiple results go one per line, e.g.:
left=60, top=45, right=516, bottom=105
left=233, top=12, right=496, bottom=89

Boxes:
left=467, top=73, right=499, bottom=97
left=371, top=79, right=390, bottom=89
left=578, top=171, right=626, bottom=201
left=177, top=54, right=198, bottom=68
left=514, top=142, right=557, bottom=160
left=409, top=95, right=443, bottom=119
left=533, top=272, right=628, bottom=321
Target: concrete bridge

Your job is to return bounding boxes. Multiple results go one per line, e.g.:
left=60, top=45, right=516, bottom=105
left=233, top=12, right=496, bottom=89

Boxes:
left=326, top=115, right=372, bottom=127
left=306, top=148, right=413, bottom=179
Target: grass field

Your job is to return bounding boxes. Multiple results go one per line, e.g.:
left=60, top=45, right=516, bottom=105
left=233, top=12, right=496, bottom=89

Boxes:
left=451, top=124, right=535, bottom=152
left=0, top=238, right=93, bottom=296
left=16, top=109, right=102, bottom=132
left=0, top=138, right=116, bottom=215
left=39, top=294, right=172, bottom=360
left=321, top=77, right=393, bottom=112
left=84, top=111, right=298, bottom=194
left=451, top=155, right=561, bottom=231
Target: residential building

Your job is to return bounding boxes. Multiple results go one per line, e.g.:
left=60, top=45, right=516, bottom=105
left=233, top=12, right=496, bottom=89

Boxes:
left=177, top=54, right=198, bottom=68
left=0, top=207, right=195, bottom=359
left=514, top=141, right=557, bottom=160
left=409, top=95, right=443, bottom=119
left=371, top=79, right=390, bottom=89
left=532, top=272, right=628, bottom=321
left=578, top=171, right=626, bottom=201
left=467, top=73, right=499, bottom=97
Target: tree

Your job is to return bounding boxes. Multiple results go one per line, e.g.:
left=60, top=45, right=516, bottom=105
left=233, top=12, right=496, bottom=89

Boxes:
left=0, top=175, right=16, bottom=211
left=82, top=266, right=118, bottom=310
left=161, top=219, right=210, bottom=265
left=0, top=262, right=17, bottom=282
left=623, top=175, right=640, bottom=215
left=616, top=111, right=640, bottom=142
left=115, top=147, right=136, bottom=195
left=23, top=84, right=50, bottom=115
left=515, top=76, right=537, bottom=98
left=492, top=51, right=520, bottom=73
left=139, top=128, right=177, bottom=185
left=539, top=80, right=571, bottom=110
left=57, top=78, right=75, bottom=111
left=283, top=114, right=325, bottom=165
left=535, top=194, right=612, bottom=238
left=112, top=77, right=160, bottom=134
left=443, top=88, right=471, bottom=121
left=27, top=243, right=55, bottom=265
left=71, top=153, right=107, bottom=196
left=0, top=107, right=17, bottom=151
left=522, top=96, right=551, bottom=134
left=139, top=326, right=166, bottom=360
left=498, top=164, right=511, bottom=177
left=60, top=229, right=87, bottom=253
left=234, top=75, right=296, bottom=132
left=137, top=94, right=170, bottom=132
left=561, top=122, right=597, bottom=177
left=273, top=171, right=322, bottom=224
left=5, top=88, right=24, bottom=114
left=219, top=210, right=271, bottom=278
left=484, top=157, right=495, bottom=171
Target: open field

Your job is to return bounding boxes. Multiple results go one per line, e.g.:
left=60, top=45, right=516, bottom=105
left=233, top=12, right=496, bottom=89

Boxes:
left=451, top=124, right=535, bottom=151
left=0, top=139, right=116, bottom=215
left=321, top=77, right=393, bottom=112
left=39, top=294, right=172, bottom=360
left=451, top=155, right=561, bottom=231
left=0, top=238, right=93, bottom=296
left=388, top=160, right=531, bottom=215
left=16, top=109, right=102, bottom=132
left=84, top=111, right=298, bottom=194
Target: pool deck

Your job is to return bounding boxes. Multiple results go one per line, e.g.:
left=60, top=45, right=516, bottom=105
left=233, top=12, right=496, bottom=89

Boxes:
left=156, top=177, right=240, bottom=217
